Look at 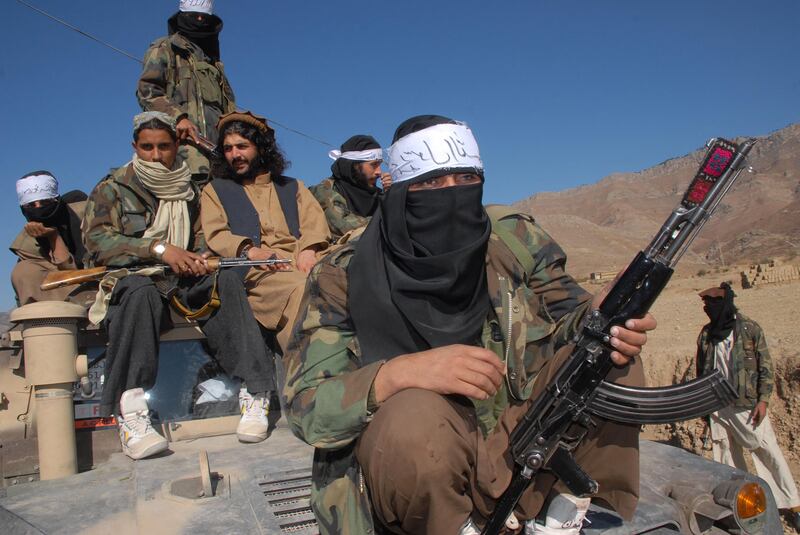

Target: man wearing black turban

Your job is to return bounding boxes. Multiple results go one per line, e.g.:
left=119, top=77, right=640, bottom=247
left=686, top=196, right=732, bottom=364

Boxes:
left=310, top=135, right=386, bottom=241
left=284, top=115, right=657, bottom=534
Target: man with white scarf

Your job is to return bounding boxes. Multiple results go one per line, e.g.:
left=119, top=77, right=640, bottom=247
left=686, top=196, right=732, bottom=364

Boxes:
left=83, top=112, right=277, bottom=460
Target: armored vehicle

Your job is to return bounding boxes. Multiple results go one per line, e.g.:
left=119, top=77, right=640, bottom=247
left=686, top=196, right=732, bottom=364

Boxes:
left=0, top=301, right=781, bottom=534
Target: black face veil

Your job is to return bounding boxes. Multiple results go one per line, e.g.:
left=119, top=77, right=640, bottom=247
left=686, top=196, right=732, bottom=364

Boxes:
left=349, top=116, right=491, bottom=363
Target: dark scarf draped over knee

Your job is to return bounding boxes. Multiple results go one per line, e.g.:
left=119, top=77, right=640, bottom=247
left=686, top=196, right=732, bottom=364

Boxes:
left=168, top=11, right=223, bottom=61
left=330, top=135, right=381, bottom=217
left=349, top=180, right=491, bottom=364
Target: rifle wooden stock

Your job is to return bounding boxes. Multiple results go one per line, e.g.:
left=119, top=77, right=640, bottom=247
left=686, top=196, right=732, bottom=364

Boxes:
left=40, top=257, right=291, bottom=291
left=40, top=266, right=109, bottom=291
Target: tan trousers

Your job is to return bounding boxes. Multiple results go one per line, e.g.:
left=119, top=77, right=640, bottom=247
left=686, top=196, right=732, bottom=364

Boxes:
left=355, top=348, right=642, bottom=535
left=244, top=268, right=308, bottom=353
left=711, top=407, right=800, bottom=509
left=11, top=259, right=78, bottom=305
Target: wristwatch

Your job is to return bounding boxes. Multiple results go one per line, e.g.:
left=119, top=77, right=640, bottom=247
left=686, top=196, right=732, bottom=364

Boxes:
left=152, top=241, right=167, bottom=259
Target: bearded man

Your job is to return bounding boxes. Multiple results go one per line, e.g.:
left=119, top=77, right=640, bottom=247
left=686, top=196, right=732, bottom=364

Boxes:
left=200, top=111, right=330, bottom=353
left=697, top=283, right=800, bottom=530
left=137, top=0, right=235, bottom=183
left=311, top=135, right=385, bottom=241
left=82, top=112, right=276, bottom=460
left=10, top=171, right=87, bottom=304
left=284, top=115, right=656, bottom=534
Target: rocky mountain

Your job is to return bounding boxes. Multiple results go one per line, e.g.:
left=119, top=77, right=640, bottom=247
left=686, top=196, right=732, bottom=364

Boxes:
left=513, top=123, right=800, bottom=278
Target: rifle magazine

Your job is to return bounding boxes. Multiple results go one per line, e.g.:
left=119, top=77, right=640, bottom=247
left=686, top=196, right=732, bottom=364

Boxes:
left=588, top=370, right=737, bottom=424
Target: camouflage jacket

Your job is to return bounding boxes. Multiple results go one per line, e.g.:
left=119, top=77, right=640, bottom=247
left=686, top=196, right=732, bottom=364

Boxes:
left=137, top=32, right=235, bottom=140
left=696, top=313, right=773, bottom=409
left=283, top=205, right=591, bottom=534
left=137, top=33, right=236, bottom=177
left=82, top=164, right=205, bottom=268
left=309, top=178, right=372, bottom=241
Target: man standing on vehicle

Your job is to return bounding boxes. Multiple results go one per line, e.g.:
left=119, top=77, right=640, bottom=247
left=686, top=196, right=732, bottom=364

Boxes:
left=82, top=111, right=276, bottom=460
left=310, top=135, right=385, bottom=241
left=697, top=282, right=800, bottom=530
left=137, top=0, right=235, bottom=184
left=284, top=115, right=657, bottom=534
left=10, top=171, right=88, bottom=305
left=200, top=111, right=330, bottom=354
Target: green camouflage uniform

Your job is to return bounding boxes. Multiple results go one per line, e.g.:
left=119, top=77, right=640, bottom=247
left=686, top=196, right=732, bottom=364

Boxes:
left=283, top=206, right=591, bottom=534
left=309, top=178, right=372, bottom=241
left=82, top=165, right=205, bottom=268
left=696, top=313, right=774, bottom=409
left=136, top=33, right=236, bottom=179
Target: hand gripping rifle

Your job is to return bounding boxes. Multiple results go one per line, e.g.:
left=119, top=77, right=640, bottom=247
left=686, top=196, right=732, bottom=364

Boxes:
left=40, top=257, right=291, bottom=291
left=482, top=138, right=755, bottom=534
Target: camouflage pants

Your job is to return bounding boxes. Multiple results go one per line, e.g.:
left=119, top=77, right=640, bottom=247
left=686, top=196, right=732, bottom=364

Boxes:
left=355, top=347, right=643, bottom=534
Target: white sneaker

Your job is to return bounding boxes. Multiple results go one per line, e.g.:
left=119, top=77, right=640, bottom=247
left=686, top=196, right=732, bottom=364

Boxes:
left=526, top=494, right=590, bottom=534
left=118, top=388, right=168, bottom=460
left=237, top=388, right=269, bottom=443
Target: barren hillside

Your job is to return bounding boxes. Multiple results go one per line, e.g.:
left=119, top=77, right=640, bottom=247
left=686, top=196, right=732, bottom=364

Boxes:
left=514, top=123, right=800, bottom=278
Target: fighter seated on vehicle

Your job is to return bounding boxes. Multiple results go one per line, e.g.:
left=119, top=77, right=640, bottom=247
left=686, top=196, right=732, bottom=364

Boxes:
left=81, top=111, right=277, bottom=460
left=200, top=111, right=330, bottom=355
left=10, top=171, right=88, bottom=305
left=284, top=115, right=656, bottom=535
left=310, top=135, right=386, bottom=242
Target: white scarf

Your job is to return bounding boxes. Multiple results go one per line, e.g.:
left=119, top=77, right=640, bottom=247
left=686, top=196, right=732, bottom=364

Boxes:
left=133, top=155, right=195, bottom=250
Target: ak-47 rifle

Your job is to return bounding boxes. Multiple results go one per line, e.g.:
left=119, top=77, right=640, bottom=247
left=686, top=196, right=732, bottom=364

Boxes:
left=40, top=257, right=291, bottom=291
left=482, top=138, right=755, bottom=534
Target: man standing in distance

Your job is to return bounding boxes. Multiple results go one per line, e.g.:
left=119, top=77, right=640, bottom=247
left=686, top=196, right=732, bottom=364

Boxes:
left=697, top=283, right=800, bottom=530
left=200, top=111, right=330, bottom=353
left=137, top=0, right=235, bottom=184
left=311, top=135, right=384, bottom=241
left=83, top=112, right=276, bottom=460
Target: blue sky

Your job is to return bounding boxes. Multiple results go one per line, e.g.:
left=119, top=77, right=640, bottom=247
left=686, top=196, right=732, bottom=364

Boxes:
left=1, top=0, right=798, bottom=309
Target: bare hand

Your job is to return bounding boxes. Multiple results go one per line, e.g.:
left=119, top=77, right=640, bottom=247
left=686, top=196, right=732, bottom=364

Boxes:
left=296, top=248, right=318, bottom=274
left=24, top=222, right=58, bottom=239
left=380, top=172, right=392, bottom=190
left=176, top=117, right=200, bottom=143
left=592, top=272, right=658, bottom=366
left=373, top=344, right=506, bottom=403
left=247, top=246, right=292, bottom=271
left=162, top=244, right=209, bottom=277
left=749, top=401, right=767, bottom=428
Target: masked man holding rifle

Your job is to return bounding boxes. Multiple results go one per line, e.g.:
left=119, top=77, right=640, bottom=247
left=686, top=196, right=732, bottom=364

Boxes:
left=82, top=111, right=277, bottom=460
left=284, top=115, right=656, bottom=534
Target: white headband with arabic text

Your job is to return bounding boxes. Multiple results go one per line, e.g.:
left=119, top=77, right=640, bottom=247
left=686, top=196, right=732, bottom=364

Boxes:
left=387, top=122, right=483, bottom=184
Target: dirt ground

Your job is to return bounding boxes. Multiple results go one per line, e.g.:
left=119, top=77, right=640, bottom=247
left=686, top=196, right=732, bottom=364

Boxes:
left=635, top=264, right=800, bottom=504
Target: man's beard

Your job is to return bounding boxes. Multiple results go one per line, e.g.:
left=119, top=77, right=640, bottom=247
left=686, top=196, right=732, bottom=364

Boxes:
left=352, top=165, right=375, bottom=188
left=228, top=156, right=265, bottom=181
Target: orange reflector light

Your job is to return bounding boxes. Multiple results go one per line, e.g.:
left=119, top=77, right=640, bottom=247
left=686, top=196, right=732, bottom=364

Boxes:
left=736, top=482, right=767, bottom=519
